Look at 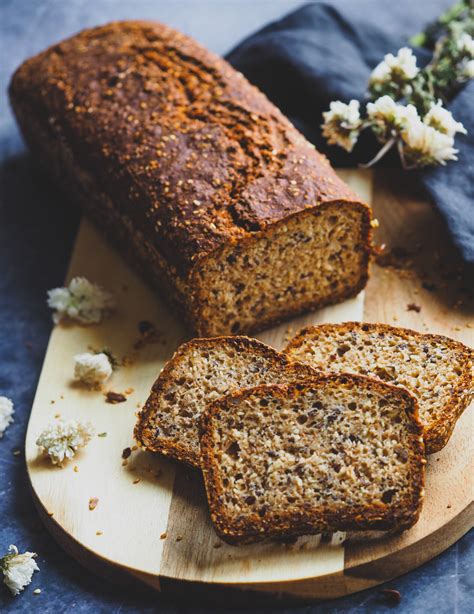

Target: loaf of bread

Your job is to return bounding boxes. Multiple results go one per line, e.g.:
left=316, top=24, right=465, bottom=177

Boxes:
left=134, top=336, right=318, bottom=467
left=9, top=21, right=371, bottom=336
left=200, top=375, right=425, bottom=544
left=284, top=322, right=473, bottom=453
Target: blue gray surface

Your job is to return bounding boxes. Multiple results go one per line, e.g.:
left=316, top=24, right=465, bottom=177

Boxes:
left=0, top=1, right=472, bottom=612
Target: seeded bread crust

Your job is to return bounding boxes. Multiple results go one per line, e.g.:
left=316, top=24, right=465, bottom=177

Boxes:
left=134, top=336, right=319, bottom=467
left=284, top=322, right=473, bottom=454
left=200, top=375, right=425, bottom=545
left=9, top=20, right=371, bottom=336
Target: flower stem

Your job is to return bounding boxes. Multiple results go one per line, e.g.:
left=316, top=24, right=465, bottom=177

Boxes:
left=359, top=137, right=396, bottom=168
left=397, top=139, right=418, bottom=170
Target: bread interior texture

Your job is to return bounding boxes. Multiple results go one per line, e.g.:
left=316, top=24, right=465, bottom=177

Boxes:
left=285, top=324, right=471, bottom=447
left=140, top=339, right=314, bottom=465
left=192, top=203, right=369, bottom=336
left=207, top=382, right=420, bottom=522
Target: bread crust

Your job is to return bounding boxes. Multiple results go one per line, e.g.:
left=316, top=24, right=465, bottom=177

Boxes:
left=134, top=336, right=319, bottom=468
left=284, top=322, right=473, bottom=454
left=9, top=20, right=371, bottom=336
left=200, top=375, right=426, bottom=545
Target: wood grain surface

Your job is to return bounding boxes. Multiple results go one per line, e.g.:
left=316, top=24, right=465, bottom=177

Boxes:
left=25, top=170, right=473, bottom=600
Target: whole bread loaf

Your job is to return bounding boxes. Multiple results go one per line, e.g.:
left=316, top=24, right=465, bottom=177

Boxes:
left=9, top=21, right=371, bottom=336
left=200, top=375, right=425, bottom=544
left=134, top=336, right=318, bottom=467
left=284, top=322, right=473, bottom=453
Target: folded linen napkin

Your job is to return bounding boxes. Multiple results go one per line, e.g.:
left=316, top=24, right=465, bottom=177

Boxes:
left=227, top=1, right=473, bottom=263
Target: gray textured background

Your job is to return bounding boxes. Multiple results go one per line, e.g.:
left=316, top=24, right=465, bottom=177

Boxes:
left=0, top=1, right=472, bottom=612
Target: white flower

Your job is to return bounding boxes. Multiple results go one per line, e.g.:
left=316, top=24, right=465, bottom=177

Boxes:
left=47, top=277, right=115, bottom=325
left=401, top=118, right=458, bottom=167
left=74, top=352, right=112, bottom=386
left=462, top=59, right=474, bottom=78
left=367, top=96, right=419, bottom=136
left=36, top=419, right=95, bottom=465
left=424, top=100, right=467, bottom=137
left=458, top=33, right=474, bottom=58
left=1, top=545, right=39, bottom=595
left=370, top=47, right=419, bottom=86
left=0, top=397, right=14, bottom=438
left=321, top=100, right=362, bottom=152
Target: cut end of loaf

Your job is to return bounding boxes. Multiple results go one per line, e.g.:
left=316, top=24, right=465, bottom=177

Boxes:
left=284, top=322, right=473, bottom=454
left=190, top=202, right=371, bottom=336
left=200, top=375, right=425, bottom=545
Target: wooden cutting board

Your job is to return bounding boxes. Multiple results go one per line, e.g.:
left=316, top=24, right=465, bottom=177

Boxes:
left=25, top=170, right=473, bottom=601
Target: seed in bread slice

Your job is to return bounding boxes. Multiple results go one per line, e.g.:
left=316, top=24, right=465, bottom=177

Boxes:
left=284, top=323, right=473, bottom=454
left=200, top=375, right=425, bottom=545
left=134, top=336, right=318, bottom=467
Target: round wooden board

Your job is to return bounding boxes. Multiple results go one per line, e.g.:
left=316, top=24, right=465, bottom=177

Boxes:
left=25, top=171, right=473, bottom=601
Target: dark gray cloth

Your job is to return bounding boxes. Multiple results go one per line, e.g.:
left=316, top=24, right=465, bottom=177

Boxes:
left=227, top=1, right=474, bottom=263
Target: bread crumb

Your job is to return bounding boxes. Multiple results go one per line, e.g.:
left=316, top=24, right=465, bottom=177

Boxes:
left=121, top=355, right=136, bottom=367
left=33, top=588, right=41, bottom=595
left=176, top=534, right=183, bottom=542
left=122, top=447, right=132, bottom=459
left=406, top=303, right=421, bottom=313
left=105, top=391, right=127, bottom=404
left=134, top=321, right=163, bottom=349
left=133, top=478, right=141, bottom=484
left=89, top=497, right=99, bottom=511
left=160, top=532, right=167, bottom=539
left=73, top=465, right=79, bottom=473
left=96, top=531, right=103, bottom=536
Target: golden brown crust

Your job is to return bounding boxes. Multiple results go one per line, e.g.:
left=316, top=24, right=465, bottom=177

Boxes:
left=9, top=20, right=364, bottom=276
left=200, top=374, right=426, bottom=545
left=134, top=336, right=319, bottom=468
left=284, top=322, right=473, bottom=454
left=9, top=20, right=371, bottom=337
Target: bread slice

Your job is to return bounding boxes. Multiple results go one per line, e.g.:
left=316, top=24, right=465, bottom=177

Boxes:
left=284, top=322, right=473, bottom=454
left=134, top=336, right=318, bottom=467
left=200, top=375, right=425, bottom=544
